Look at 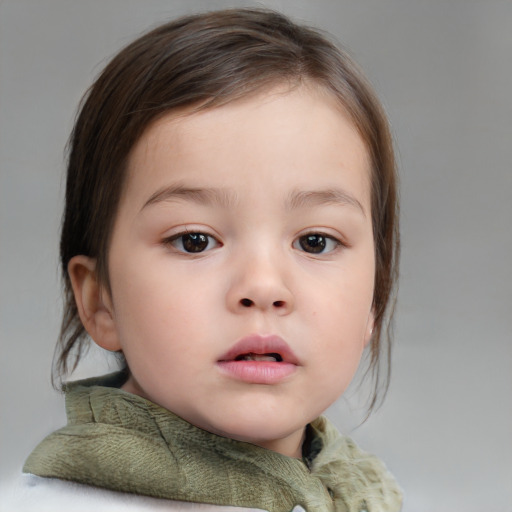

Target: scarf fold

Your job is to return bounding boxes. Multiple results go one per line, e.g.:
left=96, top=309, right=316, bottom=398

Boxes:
left=24, top=373, right=402, bottom=512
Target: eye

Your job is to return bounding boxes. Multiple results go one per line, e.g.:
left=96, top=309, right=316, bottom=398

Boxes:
left=293, top=233, right=341, bottom=254
left=166, top=232, right=220, bottom=253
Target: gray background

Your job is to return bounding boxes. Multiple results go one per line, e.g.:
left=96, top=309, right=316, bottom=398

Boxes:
left=1, top=1, right=511, bottom=510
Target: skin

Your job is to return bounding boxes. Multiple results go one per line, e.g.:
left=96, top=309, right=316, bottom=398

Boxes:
left=70, top=85, right=375, bottom=459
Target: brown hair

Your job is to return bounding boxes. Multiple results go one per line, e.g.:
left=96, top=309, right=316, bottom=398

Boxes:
left=55, top=8, right=399, bottom=411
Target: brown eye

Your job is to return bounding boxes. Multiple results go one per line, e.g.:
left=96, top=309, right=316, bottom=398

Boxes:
left=294, top=233, right=340, bottom=254
left=169, top=232, right=218, bottom=253
left=299, top=234, right=326, bottom=253
left=182, top=233, right=208, bottom=252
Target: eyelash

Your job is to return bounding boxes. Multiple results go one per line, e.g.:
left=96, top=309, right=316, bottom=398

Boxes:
left=164, top=231, right=221, bottom=254
left=293, top=232, right=343, bottom=255
left=164, top=230, right=344, bottom=256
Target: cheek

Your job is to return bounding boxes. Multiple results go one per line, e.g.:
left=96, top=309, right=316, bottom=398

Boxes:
left=312, top=273, right=374, bottom=331
left=109, top=257, right=219, bottom=354
left=305, top=268, right=373, bottom=366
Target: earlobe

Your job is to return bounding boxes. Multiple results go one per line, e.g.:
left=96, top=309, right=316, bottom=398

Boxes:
left=364, top=310, right=375, bottom=347
left=68, top=255, right=121, bottom=352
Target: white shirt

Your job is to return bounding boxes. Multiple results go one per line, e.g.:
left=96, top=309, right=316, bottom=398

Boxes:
left=1, top=474, right=308, bottom=512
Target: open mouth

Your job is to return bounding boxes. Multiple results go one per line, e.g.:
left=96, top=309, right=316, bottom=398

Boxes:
left=217, top=334, right=301, bottom=385
left=234, top=352, right=283, bottom=362
left=217, top=336, right=297, bottom=384
left=218, top=334, right=300, bottom=368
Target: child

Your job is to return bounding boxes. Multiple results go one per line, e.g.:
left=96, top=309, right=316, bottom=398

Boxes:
left=23, top=8, right=402, bottom=512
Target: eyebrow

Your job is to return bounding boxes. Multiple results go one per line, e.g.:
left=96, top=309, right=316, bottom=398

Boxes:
left=142, top=183, right=366, bottom=216
left=286, top=188, right=366, bottom=217
left=142, top=184, right=238, bottom=211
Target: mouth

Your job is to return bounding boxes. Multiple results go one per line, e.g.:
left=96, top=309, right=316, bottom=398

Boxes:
left=218, top=334, right=299, bottom=365
left=234, top=352, right=283, bottom=362
left=217, top=335, right=299, bottom=384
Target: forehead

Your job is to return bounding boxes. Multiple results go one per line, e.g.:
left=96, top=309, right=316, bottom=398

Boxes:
left=123, top=85, right=371, bottom=211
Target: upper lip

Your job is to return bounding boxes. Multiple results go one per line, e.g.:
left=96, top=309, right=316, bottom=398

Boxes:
left=218, top=334, right=300, bottom=365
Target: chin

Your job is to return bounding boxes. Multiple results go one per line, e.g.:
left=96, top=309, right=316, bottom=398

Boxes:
left=204, top=411, right=305, bottom=447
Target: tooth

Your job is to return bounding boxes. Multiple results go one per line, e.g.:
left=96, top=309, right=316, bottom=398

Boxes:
left=241, top=353, right=278, bottom=362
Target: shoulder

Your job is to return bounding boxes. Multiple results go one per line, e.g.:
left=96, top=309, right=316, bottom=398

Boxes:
left=2, top=474, right=269, bottom=512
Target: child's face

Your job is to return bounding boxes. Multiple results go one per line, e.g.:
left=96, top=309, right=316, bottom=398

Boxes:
left=103, top=86, right=375, bottom=457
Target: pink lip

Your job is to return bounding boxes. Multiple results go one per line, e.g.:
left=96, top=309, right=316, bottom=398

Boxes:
left=217, top=334, right=299, bottom=384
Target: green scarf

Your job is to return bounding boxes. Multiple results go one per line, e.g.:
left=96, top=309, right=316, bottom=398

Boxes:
left=24, top=373, right=402, bottom=512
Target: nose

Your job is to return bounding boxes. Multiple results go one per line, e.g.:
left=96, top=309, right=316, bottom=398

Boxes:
left=226, top=251, right=294, bottom=315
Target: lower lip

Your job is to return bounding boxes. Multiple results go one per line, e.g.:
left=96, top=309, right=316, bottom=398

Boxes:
left=216, top=361, right=297, bottom=384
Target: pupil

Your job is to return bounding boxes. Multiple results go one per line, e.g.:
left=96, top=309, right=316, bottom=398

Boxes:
left=183, top=233, right=208, bottom=252
left=300, top=234, right=326, bottom=253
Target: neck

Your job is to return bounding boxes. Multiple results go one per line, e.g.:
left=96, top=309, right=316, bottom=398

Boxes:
left=249, top=428, right=306, bottom=459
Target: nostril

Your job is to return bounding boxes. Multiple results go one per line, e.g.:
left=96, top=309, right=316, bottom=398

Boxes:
left=240, top=298, right=253, bottom=307
left=273, top=300, right=285, bottom=308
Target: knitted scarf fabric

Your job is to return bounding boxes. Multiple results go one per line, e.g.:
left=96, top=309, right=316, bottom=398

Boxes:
left=24, top=373, right=402, bottom=512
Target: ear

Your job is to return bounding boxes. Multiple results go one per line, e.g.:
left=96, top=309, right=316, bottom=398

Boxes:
left=364, top=309, right=375, bottom=348
left=68, top=255, right=121, bottom=352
